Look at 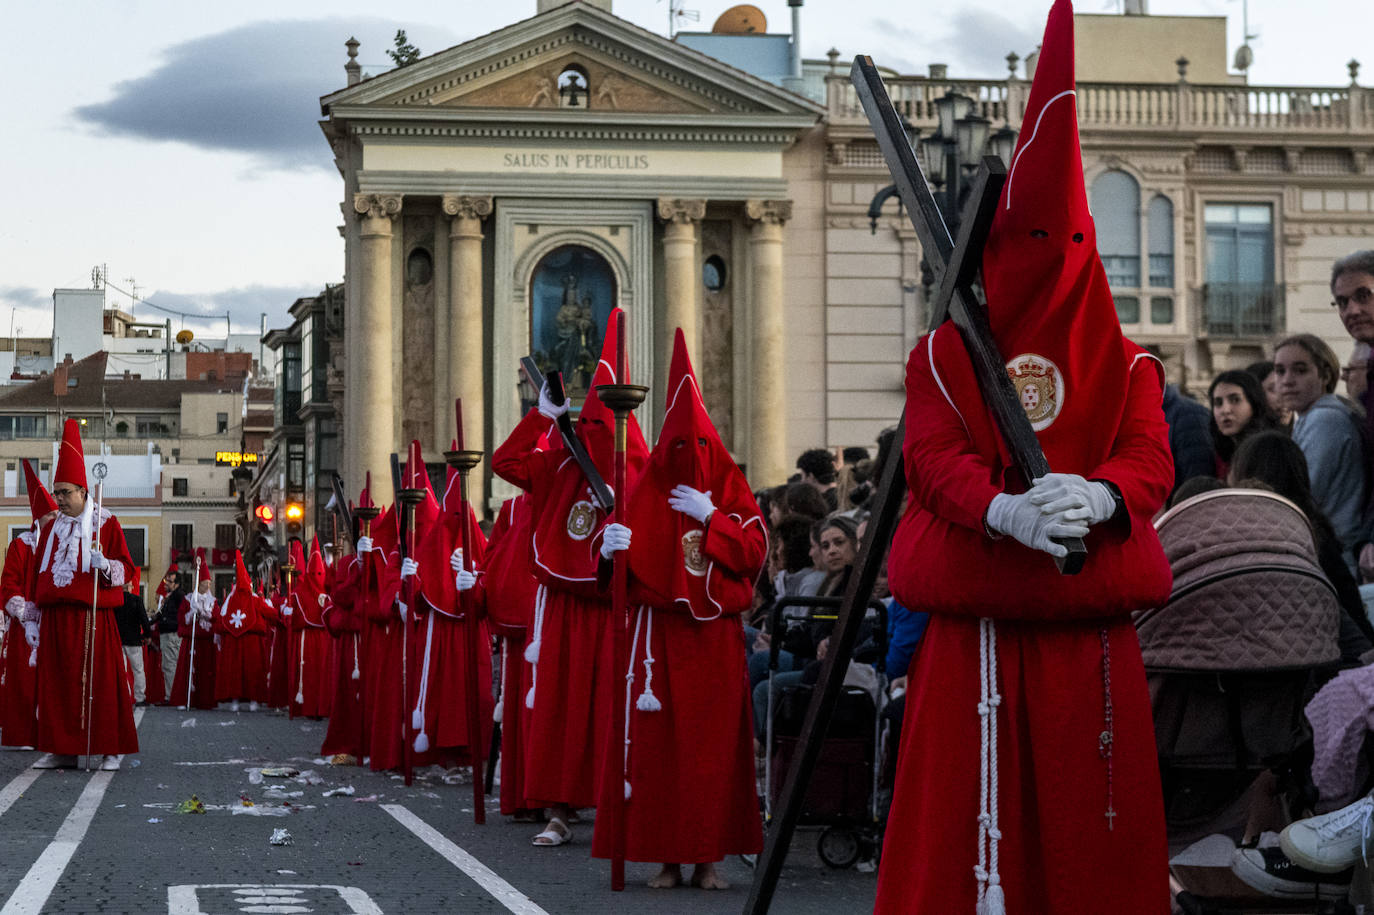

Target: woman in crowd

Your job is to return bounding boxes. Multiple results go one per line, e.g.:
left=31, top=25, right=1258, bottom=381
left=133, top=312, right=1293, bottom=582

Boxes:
left=767, top=482, right=830, bottom=528
left=1247, top=360, right=1291, bottom=427
left=1272, top=334, right=1368, bottom=573
left=1230, top=431, right=1373, bottom=663
left=1209, top=369, right=1281, bottom=478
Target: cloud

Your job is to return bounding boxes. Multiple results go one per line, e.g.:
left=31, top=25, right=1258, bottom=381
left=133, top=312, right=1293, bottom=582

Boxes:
left=0, top=286, right=49, bottom=311
left=73, top=19, right=460, bottom=170
left=945, top=10, right=1038, bottom=76
left=142, top=283, right=322, bottom=333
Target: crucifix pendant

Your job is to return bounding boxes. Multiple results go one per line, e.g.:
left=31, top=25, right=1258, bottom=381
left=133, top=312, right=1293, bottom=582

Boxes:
left=1105, top=807, right=1117, bottom=831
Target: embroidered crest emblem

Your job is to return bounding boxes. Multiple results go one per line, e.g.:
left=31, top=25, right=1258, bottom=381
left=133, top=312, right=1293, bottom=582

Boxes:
left=681, top=529, right=707, bottom=577
left=566, top=500, right=596, bottom=541
left=1006, top=353, right=1065, bottom=431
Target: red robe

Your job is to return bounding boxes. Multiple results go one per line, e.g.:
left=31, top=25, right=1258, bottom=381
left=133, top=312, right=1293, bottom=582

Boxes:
left=480, top=495, right=540, bottom=814
left=215, top=587, right=270, bottom=703
left=320, top=558, right=366, bottom=759
left=288, top=551, right=334, bottom=719
left=492, top=409, right=639, bottom=808
left=169, top=591, right=218, bottom=709
left=266, top=615, right=290, bottom=708
left=593, top=330, right=765, bottom=862
left=875, top=341, right=1173, bottom=913
left=32, top=507, right=139, bottom=756
left=1, top=532, right=39, bottom=747
left=142, top=641, right=167, bottom=705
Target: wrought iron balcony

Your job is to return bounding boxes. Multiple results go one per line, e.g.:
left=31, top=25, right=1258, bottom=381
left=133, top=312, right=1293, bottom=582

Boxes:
left=1200, top=283, right=1286, bottom=337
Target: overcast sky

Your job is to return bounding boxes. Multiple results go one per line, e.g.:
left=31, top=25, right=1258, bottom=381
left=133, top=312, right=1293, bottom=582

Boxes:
left=1, top=0, right=1360, bottom=340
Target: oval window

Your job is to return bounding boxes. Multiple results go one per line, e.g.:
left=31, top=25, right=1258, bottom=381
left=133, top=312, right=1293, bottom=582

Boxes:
left=406, top=248, right=433, bottom=287
left=703, top=255, right=727, bottom=292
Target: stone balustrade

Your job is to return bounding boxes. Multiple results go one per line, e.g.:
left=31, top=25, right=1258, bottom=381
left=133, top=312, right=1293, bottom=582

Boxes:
left=826, top=74, right=1372, bottom=135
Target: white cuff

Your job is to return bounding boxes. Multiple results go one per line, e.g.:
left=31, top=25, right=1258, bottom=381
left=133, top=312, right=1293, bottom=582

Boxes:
left=106, top=562, right=127, bottom=587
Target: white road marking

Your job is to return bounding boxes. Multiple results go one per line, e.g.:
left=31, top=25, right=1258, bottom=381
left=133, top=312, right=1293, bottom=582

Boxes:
left=0, top=769, right=42, bottom=820
left=0, top=707, right=144, bottom=915
left=167, top=885, right=381, bottom=915
left=381, top=804, right=550, bottom=915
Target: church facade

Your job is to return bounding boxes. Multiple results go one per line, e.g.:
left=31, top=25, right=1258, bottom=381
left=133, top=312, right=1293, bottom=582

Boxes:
left=319, top=1, right=1374, bottom=512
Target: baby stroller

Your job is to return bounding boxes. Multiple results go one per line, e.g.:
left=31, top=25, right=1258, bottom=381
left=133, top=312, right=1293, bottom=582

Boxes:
left=1137, top=488, right=1347, bottom=913
left=761, top=595, right=888, bottom=869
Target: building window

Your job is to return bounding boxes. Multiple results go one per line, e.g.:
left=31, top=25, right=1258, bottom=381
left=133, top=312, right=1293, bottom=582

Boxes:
left=171, top=523, right=194, bottom=553
left=1091, top=170, right=1141, bottom=288
left=217, top=412, right=229, bottom=434
left=172, top=477, right=188, bottom=497
left=1203, top=203, right=1280, bottom=336
left=136, top=415, right=169, bottom=436
left=215, top=523, right=237, bottom=552
left=0, top=415, right=48, bottom=440
left=703, top=255, right=727, bottom=292
left=287, top=442, right=306, bottom=489
left=558, top=65, right=590, bottom=108
left=529, top=245, right=617, bottom=400
left=1147, top=195, right=1175, bottom=289
left=124, top=527, right=148, bottom=566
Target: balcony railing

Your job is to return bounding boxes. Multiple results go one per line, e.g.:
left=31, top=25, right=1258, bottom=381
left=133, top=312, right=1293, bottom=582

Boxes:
left=826, top=74, right=1373, bottom=136
left=1200, top=283, right=1286, bottom=337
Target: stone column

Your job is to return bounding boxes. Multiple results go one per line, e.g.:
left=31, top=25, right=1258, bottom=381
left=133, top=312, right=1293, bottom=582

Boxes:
left=442, top=194, right=492, bottom=512
left=352, top=193, right=402, bottom=504
left=656, top=198, right=706, bottom=390
left=744, top=199, right=792, bottom=488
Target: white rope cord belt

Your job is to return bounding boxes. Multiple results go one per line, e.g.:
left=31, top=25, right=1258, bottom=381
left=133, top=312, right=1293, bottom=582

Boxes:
left=976, top=617, right=1006, bottom=915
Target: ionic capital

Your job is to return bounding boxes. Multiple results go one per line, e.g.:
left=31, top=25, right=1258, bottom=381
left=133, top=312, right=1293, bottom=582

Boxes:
left=442, top=194, right=494, bottom=221
left=656, top=198, right=707, bottom=225
left=744, top=199, right=793, bottom=226
left=353, top=193, right=403, bottom=220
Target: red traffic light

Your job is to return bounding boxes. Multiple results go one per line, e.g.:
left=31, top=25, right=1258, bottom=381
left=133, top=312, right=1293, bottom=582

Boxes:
left=254, top=504, right=275, bottom=523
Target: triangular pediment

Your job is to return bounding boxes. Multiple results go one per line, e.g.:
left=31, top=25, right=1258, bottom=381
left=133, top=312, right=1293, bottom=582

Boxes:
left=322, top=2, right=822, bottom=121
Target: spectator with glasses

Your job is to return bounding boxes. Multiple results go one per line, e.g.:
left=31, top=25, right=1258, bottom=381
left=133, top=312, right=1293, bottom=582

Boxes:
left=1331, top=250, right=1374, bottom=581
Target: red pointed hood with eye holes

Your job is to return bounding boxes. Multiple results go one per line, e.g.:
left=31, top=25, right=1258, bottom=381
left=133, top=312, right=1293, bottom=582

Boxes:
left=978, top=0, right=1134, bottom=476
left=23, top=460, right=57, bottom=522
left=219, top=551, right=264, bottom=637
left=627, top=329, right=764, bottom=618
left=529, top=310, right=648, bottom=592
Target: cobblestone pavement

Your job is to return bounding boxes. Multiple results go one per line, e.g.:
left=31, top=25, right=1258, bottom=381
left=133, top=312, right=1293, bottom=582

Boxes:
left=0, top=705, right=876, bottom=914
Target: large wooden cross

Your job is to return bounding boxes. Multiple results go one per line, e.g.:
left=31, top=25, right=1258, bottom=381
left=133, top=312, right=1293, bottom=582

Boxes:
left=742, top=56, right=1085, bottom=914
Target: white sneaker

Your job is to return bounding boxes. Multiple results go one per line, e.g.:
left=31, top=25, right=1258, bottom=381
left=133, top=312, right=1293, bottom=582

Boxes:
left=31, top=753, right=77, bottom=769
left=98, top=754, right=123, bottom=771
left=249, top=701, right=259, bottom=712
left=230, top=701, right=240, bottom=712
left=1281, top=794, right=1374, bottom=873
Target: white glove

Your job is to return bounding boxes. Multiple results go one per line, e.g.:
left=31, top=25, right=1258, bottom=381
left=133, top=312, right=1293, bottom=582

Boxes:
left=455, top=569, right=477, bottom=592
left=985, top=491, right=1089, bottom=559
left=89, top=549, right=110, bottom=572
left=668, top=485, right=715, bottom=524
left=22, top=620, right=40, bottom=649
left=400, top=557, right=419, bottom=579
left=449, top=549, right=465, bottom=573
left=282, top=604, right=293, bottom=618
left=356, top=536, right=374, bottom=554
left=538, top=381, right=569, bottom=420
left=1026, top=473, right=1118, bottom=526
left=599, top=522, right=632, bottom=559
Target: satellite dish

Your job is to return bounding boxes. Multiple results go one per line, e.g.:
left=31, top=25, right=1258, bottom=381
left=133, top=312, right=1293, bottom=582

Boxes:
left=712, top=4, right=766, bottom=34
left=176, top=329, right=195, bottom=345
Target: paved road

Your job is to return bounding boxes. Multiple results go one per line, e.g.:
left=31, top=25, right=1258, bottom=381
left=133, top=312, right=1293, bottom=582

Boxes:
left=0, top=705, right=876, bottom=914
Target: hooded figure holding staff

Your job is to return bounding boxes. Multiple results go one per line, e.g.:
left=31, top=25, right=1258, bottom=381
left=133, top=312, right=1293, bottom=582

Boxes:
left=875, top=3, right=1173, bottom=911
left=1, top=461, right=58, bottom=748
left=30, top=419, right=138, bottom=770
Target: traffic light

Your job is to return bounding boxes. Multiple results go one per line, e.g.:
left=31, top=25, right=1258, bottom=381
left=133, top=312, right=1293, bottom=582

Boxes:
left=254, top=504, right=275, bottom=524
left=285, top=502, right=304, bottom=537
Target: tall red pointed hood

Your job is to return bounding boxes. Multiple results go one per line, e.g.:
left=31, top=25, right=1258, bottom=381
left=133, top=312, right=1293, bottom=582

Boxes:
left=197, top=549, right=211, bottom=583
left=574, top=308, right=647, bottom=473
left=233, top=550, right=251, bottom=591
left=22, top=459, right=57, bottom=522
left=980, top=0, right=1132, bottom=473
left=628, top=329, right=764, bottom=618
left=442, top=439, right=462, bottom=515
left=55, top=418, right=87, bottom=490
left=359, top=472, right=374, bottom=510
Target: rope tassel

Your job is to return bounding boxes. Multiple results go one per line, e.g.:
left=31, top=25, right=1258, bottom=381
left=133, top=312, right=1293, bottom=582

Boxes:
left=635, top=608, right=661, bottom=712
left=974, top=617, right=1005, bottom=915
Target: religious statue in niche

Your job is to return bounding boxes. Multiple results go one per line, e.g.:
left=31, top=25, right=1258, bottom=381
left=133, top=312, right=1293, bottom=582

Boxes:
left=530, top=244, right=617, bottom=399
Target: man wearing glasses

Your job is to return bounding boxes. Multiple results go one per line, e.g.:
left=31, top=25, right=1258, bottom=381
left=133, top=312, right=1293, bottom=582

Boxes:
left=1332, top=250, right=1374, bottom=584
left=30, top=419, right=139, bottom=770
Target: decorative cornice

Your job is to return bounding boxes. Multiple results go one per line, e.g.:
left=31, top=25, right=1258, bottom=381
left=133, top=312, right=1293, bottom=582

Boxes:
left=347, top=121, right=797, bottom=145
left=352, top=193, right=402, bottom=219
left=442, top=194, right=494, bottom=220
left=656, top=198, right=706, bottom=224
left=745, top=199, right=793, bottom=226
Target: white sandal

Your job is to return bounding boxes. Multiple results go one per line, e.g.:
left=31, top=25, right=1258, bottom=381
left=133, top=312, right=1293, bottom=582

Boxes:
left=531, top=817, right=571, bottom=847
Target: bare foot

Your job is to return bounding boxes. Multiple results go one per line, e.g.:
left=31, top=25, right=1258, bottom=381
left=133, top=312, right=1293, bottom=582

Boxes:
left=691, top=862, right=729, bottom=890
left=648, top=864, right=682, bottom=889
